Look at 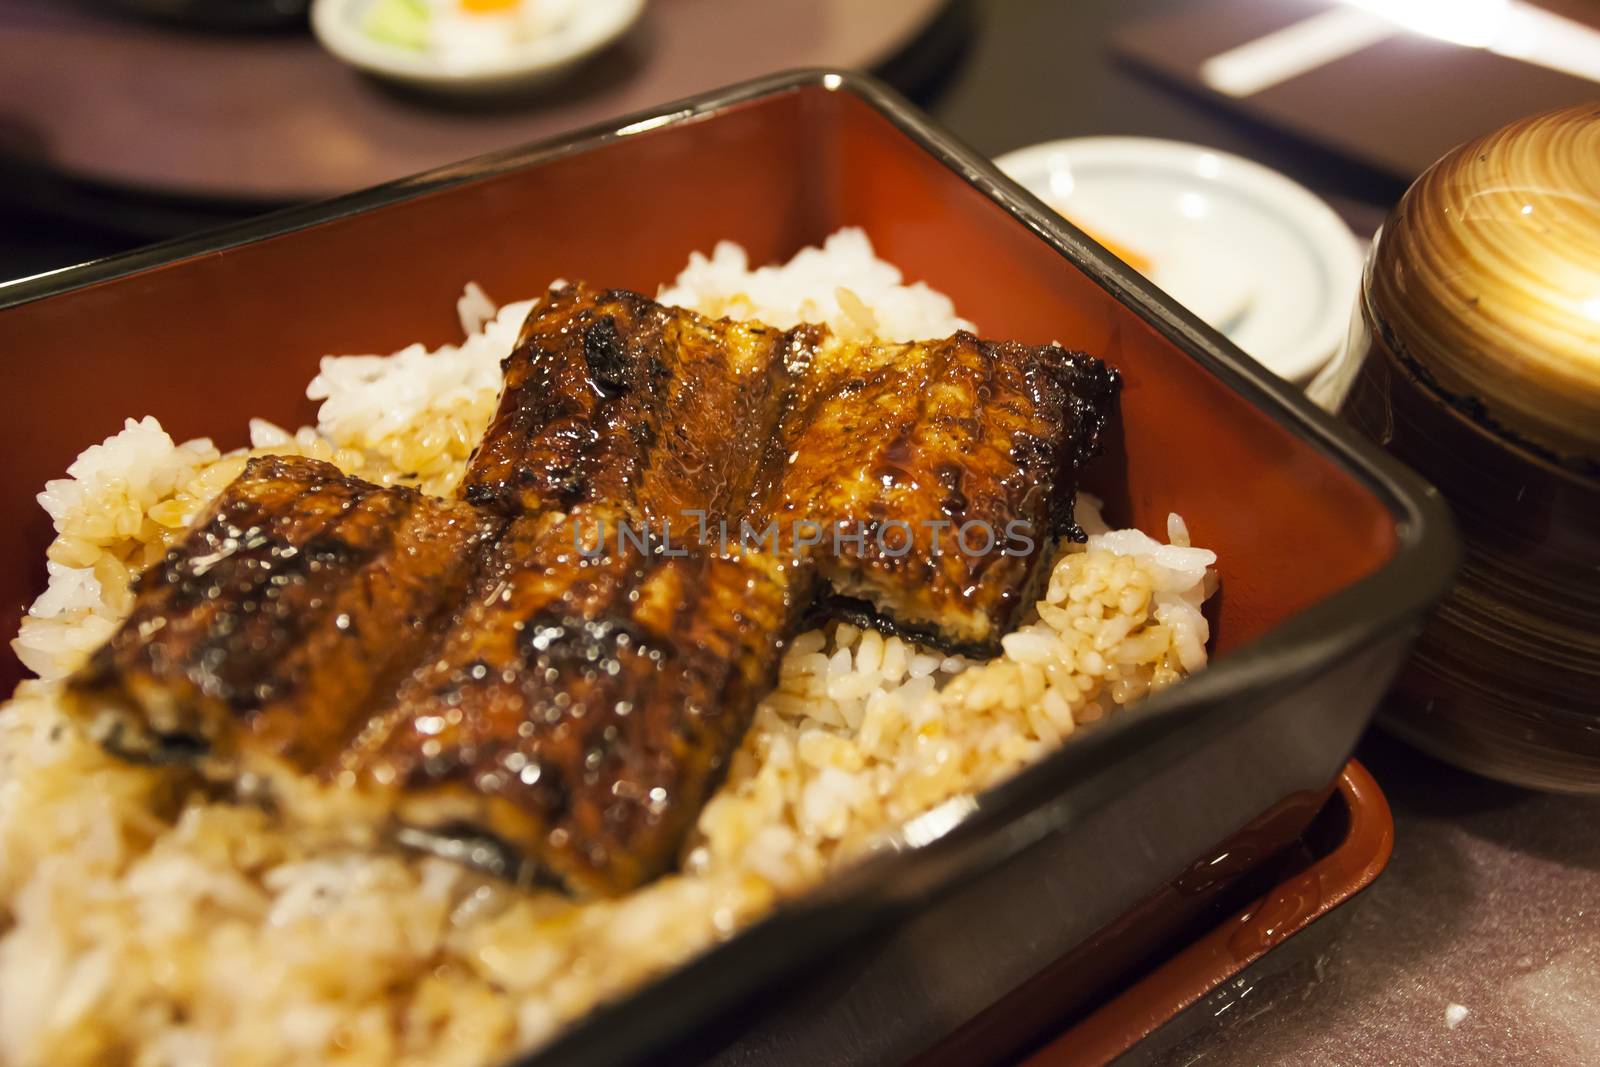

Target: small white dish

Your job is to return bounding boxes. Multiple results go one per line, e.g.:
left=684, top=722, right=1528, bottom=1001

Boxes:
left=995, top=137, right=1365, bottom=384
left=311, top=0, right=645, bottom=97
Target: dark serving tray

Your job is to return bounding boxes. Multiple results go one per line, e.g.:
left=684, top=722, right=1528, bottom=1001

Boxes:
left=1015, top=759, right=1392, bottom=1066
left=0, top=69, right=1456, bottom=1066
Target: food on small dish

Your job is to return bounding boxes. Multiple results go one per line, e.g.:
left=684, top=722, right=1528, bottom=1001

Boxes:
left=1049, top=198, right=1256, bottom=338
left=311, top=0, right=644, bottom=95
left=1053, top=209, right=1253, bottom=339
left=2, top=229, right=1217, bottom=1065
left=1061, top=215, right=1153, bottom=273
left=363, top=0, right=577, bottom=63
left=996, top=137, right=1364, bottom=383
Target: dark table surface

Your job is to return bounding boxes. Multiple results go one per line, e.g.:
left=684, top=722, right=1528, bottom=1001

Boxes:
left=1155, top=732, right=1600, bottom=1067
left=3, top=2, right=1593, bottom=1065
left=0, top=0, right=1404, bottom=275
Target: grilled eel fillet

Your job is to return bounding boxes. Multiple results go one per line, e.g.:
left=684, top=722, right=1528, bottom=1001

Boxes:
left=67, top=455, right=497, bottom=778
left=764, top=330, right=1117, bottom=653
left=348, top=285, right=813, bottom=895
left=339, top=508, right=799, bottom=894
left=64, top=283, right=1117, bottom=895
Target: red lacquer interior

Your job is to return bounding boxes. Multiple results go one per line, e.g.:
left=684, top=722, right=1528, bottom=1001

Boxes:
left=0, top=84, right=1397, bottom=696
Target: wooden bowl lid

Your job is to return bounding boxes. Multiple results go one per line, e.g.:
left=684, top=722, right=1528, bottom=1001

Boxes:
left=1368, top=105, right=1600, bottom=470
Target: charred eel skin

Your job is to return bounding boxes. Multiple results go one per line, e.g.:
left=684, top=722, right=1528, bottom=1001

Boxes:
left=65, top=455, right=496, bottom=775
left=362, top=284, right=814, bottom=896
left=341, top=507, right=803, bottom=897
left=761, top=330, right=1117, bottom=654
left=66, top=284, right=1117, bottom=896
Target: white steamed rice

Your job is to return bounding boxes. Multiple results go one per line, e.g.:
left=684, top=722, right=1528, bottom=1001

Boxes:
left=0, top=228, right=1215, bottom=1067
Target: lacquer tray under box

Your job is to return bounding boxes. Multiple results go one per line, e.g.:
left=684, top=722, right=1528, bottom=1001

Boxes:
left=988, top=759, right=1392, bottom=1065
left=0, top=70, right=1455, bottom=1065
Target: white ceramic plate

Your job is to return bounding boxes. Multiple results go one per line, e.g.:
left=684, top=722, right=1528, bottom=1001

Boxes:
left=995, top=137, right=1365, bottom=383
left=311, top=0, right=645, bottom=97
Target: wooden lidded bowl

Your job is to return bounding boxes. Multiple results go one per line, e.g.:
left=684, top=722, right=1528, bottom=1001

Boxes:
left=1338, top=105, right=1600, bottom=792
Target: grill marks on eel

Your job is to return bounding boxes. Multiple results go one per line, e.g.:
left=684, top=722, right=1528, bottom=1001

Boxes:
left=68, top=455, right=496, bottom=775
left=764, top=331, right=1118, bottom=652
left=341, top=509, right=797, bottom=895
left=460, top=286, right=798, bottom=523
left=65, top=282, right=1118, bottom=896
left=372, top=285, right=811, bottom=894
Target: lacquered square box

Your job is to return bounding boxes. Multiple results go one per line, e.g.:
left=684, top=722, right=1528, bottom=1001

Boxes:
left=0, top=70, right=1455, bottom=1065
